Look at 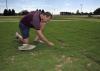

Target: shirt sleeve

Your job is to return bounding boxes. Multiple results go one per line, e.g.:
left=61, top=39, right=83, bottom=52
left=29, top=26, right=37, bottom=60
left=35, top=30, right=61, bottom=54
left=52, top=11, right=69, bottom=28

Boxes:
left=32, top=12, right=41, bottom=30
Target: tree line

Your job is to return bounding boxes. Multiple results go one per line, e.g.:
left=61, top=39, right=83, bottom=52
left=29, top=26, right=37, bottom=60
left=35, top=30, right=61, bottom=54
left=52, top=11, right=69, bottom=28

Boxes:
left=60, top=8, right=100, bottom=15
left=0, top=9, right=45, bottom=16
left=0, top=8, right=100, bottom=16
left=3, top=9, right=16, bottom=16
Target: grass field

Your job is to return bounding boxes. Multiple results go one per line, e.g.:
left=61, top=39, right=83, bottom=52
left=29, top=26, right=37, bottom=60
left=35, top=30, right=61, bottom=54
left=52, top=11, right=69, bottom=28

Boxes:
left=0, top=16, right=100, bottom=71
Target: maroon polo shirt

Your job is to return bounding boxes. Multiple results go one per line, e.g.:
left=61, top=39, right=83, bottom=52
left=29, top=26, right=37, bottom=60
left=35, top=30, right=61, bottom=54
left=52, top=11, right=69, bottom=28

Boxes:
left=20, top=11, right=41, bottom=30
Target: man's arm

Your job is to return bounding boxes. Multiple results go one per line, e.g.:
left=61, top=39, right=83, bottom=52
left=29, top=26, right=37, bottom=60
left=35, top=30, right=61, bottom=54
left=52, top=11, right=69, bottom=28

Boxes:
left=34, top=22, right=46, bottom=41
left=40, top=22, right=46, bottom=32
left=35, top=30, right=54, bottom=46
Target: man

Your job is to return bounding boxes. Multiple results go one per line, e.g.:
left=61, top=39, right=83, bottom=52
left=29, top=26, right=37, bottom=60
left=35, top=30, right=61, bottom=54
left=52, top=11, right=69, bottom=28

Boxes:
left=16, top=10, right=54, bottom=50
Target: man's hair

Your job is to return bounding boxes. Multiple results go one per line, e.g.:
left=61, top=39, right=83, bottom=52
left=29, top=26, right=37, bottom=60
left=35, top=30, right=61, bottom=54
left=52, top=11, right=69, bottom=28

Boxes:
left=42, top=12, right=52, bottom=19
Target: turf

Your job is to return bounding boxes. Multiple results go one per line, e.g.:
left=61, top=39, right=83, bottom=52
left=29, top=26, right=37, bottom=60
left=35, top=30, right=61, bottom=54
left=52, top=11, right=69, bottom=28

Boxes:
left=0, top=16, right=100, bottom=71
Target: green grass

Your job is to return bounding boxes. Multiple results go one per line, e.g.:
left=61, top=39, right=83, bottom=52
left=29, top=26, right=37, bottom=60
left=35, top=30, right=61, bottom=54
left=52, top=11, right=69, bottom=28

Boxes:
left=0, top=16, right=100, bottom=71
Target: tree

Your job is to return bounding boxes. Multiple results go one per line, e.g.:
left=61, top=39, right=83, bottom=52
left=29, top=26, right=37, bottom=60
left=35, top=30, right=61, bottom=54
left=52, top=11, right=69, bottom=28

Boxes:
left=11, top=9, right=15, bottom=15
left=36, top=9, right=38, bottom=11
left=8, top=9, right=12, bottom=15
left=41, top=9, right=45, bottom=13
left=39, top=9, right=41, bottom=12
left=3, top=9, right=8, bottom=16
left=76, top=10, right=80, bottom=15
left=88, top=12, right=93, bottom=17
left=19, top=10, right=29, bottom=15
left=94, top=8, right=100, bottom=15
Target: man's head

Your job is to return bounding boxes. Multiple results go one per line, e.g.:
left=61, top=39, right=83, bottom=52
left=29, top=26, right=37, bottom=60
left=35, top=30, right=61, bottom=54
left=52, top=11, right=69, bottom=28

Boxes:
left=40, top=12, right=52, bottom=23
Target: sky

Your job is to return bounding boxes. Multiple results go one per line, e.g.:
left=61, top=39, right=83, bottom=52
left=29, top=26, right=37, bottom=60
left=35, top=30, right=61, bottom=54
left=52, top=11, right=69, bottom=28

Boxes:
left=0, top=0, right=100, bottom=14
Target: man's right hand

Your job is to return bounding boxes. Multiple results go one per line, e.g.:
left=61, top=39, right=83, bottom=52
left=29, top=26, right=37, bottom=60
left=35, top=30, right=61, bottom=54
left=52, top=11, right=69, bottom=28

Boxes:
left=36, top=30, right=54, bottom=46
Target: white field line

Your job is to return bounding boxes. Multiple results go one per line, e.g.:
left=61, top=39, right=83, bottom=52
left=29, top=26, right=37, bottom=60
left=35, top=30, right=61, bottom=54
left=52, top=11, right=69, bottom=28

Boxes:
left=0, top=20, right=73, bottom=22
left=51, top=20, right=73, bottom=21
left=0, top=21, right=18, bottom=22
left=0, top=19, right=100, bottom=22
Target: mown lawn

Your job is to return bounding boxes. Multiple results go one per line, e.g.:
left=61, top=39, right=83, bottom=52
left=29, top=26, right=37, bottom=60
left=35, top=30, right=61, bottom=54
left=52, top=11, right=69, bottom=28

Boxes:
left=0, top=16, right=100, bottom=71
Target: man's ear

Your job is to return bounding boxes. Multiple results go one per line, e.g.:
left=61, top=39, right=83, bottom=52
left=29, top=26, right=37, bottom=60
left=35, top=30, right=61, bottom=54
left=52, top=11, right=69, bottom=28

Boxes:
left=40, top=14, right=44, bottom=17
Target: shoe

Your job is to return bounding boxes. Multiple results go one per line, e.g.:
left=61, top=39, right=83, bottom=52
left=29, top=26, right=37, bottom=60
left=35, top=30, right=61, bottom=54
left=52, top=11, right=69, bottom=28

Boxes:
left=18, top=44, right=36, bottom=50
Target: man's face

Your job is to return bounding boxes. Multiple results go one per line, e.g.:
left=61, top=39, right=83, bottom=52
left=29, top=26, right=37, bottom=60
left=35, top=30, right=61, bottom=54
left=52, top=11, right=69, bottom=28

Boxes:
left=41, top=15, right=51, bottom=23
